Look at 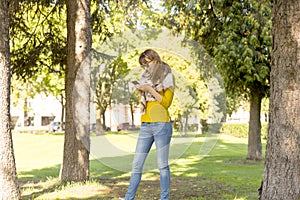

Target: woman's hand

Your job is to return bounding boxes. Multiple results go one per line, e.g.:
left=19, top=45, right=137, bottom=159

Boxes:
left=136, top=84, right=162, bottom=102
left=135, top=84, right=151, bottom=92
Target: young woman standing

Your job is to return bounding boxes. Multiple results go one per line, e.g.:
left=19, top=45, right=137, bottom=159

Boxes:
left=122, top=49, right=175, bottom=200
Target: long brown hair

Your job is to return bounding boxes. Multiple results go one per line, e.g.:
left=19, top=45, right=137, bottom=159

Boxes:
left=139, top=49, right=171, bottom=84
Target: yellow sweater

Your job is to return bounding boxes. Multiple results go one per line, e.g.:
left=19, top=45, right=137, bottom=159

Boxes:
left=141, top=88, right=174, bottom=122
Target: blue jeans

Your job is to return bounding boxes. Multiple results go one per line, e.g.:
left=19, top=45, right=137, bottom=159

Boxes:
left=124, top=122, right=173, bottom=200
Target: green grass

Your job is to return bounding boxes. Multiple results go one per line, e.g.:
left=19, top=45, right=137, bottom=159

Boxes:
left=13, top=132, right=265, bottom=200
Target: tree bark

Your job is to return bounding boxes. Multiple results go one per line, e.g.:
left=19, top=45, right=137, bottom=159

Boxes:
left=59, top=94, right=65, bottom=132
left=102, top=112, right=106, bottom=130
left=247, top=89, right=263, bottom=160
left=95, top=111, right=104, bottom=135
left=0, top=0, right=21, bottom=199
left=130, top=102, right=134, bottom=126
left=261, top=0, right=300, bottom=199
left=60, top=0, right=91, bottom=181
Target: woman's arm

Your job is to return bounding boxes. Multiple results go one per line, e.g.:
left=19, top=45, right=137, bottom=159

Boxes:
left=136, top=85, right=174, bottom=108
left=160, top=88, right=174, bottom=108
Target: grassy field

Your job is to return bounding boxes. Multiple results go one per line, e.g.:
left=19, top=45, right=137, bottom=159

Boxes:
left=13, top=132, right=265, bottom=200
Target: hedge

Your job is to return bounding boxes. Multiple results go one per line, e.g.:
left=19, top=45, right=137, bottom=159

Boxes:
left=220, top=123, right=268, bottom=139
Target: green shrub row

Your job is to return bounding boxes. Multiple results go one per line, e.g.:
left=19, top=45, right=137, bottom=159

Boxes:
left=220, top=123, right=268, bottom=139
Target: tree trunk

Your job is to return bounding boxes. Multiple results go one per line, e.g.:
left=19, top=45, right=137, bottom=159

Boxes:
left=60, top=0, right=91, bottom=182
left=0, top=0, right=21, bottom=199
left=247, top=89, right=263, bottom=160
left=95, top=118, right=103, bottom=134
left=261, top=1, right=300, bottom=199
left=23, top=97, right=28, bottom=126
left=184, top=113, right=188, bottom=135
left=95, top=110, right=104, bottom=135
left=102, top=112, right=106, bottom=130
left=59, top=94, right=65, bottom=132
left=197, top=119, right=202, bottom=134
left=178, top=115, right=183, bottom=135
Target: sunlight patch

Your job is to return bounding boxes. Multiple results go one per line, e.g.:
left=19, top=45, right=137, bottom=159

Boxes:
left=35, top=184, right=110, bottom=200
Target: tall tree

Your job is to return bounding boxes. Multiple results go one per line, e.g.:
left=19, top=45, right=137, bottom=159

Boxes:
left=0, top=0, right=21, bottom=199
left=59, top=0, right=91, bottom=181
left=214, top=1, right=271, bottom=160
left=261, top=0, right=300, bottom=199
left=161, top=0, right=272, bottom=160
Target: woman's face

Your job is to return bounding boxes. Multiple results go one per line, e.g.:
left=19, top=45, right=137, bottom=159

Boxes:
left=144, top=60, right=156, bottom=73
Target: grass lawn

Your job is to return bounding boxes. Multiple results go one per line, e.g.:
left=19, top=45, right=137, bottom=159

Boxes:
left=13, top=132, right=265, bottom=200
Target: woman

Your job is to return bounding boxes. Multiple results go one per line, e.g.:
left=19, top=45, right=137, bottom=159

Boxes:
left=122, top=49, right=175, bottom=200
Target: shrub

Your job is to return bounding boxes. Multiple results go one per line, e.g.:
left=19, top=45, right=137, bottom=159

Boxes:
left=220, top=123, right=268, bottom=139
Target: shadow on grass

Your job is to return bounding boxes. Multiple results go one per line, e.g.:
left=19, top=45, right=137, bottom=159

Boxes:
left=19, top=165, right=60, bottom=200
left=19, top=136, right=264, bottom=199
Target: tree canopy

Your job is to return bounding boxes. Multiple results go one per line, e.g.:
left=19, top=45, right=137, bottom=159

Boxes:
left=161, top=0, right=272, bottom=111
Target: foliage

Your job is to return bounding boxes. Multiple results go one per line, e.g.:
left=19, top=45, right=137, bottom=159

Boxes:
left=9, top=0, right=144, bottom=102
left=220, top=122, right=268, bottom=139
left=9, top=0, right=142, bottom=78
left=10, top=1, right=66, bottom=79
left=91, top=0, right=143, bottom=36
left=160, top=0, right=272, bottom=112
left=213, top=1, right=272, bottom=99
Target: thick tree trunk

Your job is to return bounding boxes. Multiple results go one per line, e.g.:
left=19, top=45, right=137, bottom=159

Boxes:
left=261, top=1, right=300, bottom=199
left=247, top=90, right=263, bottom=160
left=60, top=0, right=91, bottom=182
left=0, top=1, right=21, bottom=199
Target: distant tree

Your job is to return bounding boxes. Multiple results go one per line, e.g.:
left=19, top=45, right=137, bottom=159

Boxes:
left=214, top=1, right=271, bottom=160
left=111, top=76, right=138, bottom=127
left=161, top=0, right=272, bottom=160
left=0, top=0, right=21, bottom=199
left=59, top=0, right=91, bottom=181
left=261, top=0, right=300, bottom=199
left=93, top=57, right=129, bottom=134
left=90, top=0, right=147, bottom=133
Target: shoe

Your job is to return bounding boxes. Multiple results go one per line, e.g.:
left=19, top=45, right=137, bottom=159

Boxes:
left=118, top=198, right=125, bottom=200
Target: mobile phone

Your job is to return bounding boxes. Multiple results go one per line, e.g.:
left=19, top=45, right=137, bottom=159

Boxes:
left=131, top=80, right=140, bottom=85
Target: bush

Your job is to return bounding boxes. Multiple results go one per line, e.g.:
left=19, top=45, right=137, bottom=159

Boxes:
left=220, top=123, right=268, bottom=139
